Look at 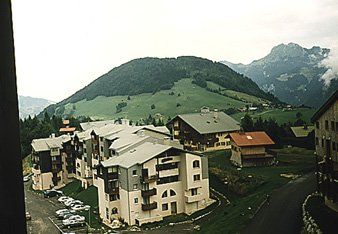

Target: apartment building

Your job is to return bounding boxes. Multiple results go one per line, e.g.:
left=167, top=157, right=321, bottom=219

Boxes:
left=73, top=120, right=179, bottom=188
left=96, top=141, right=212, bottom=227
left=31, top=135, right=76, bottom=190
left=312, top=90, right=338, bottom=212
left=229, top=131, right=275, bottom=167
left=167, top=107, right=240, bottom=152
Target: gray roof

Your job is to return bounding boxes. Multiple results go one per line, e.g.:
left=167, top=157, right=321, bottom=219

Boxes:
left=176, top=111, right=240, bottom=134
left=80, top=120, right=115, bottom=131
left=102, top=142, right=172, bottom=168
left=31, top=135, right=71, bottom=152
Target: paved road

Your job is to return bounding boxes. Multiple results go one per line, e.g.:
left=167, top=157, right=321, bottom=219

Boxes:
left=242, top=173, right=316, bottom=234
left=24, top=182, right=61, bottom=234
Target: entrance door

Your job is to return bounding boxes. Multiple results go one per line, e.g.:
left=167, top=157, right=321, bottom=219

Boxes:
left=171, top=202, right=177, bottom=214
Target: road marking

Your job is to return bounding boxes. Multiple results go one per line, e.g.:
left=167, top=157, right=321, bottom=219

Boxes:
left=48, top=216, right=64, bottom=233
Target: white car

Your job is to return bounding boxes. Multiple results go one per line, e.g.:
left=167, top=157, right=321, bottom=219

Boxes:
left=55, top=208, right=69, bottom=215
left=63, top=198, right=75, bottom=206
left=71, top=204, right=90, bottom=211
left=64, top=215, right=85, bottom=222
left=62, top=218, right=85, bottom=227
left=67, top=200, right=83, bottom=207
left=58, top=196, right=70, bottom=203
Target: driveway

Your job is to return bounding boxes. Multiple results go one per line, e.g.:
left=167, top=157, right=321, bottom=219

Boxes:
left=242, top=173, right=316, bottom=234
left=24, top=182, right=61, bottom=234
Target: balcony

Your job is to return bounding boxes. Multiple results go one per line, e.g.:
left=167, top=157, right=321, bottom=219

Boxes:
left=156, top=162, right=178, bottom=171
left=141, top=175, right=158, bottom=183
left=108, top=172, right=119, bottom=180
left=159, top=168, right=179, bottom=178
left=141, top=188, right=157, bottom=197
left=185, top=194, right=203, bottom=203
left=142, top=202, right=157, bottom=211
left=106, top=187, right=119, bottom=195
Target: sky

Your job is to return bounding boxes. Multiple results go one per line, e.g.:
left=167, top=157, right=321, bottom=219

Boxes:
left=11, top=0, right=338, bottom=102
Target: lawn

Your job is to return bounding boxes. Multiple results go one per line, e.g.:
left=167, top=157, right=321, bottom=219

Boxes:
left=230, top=107, right=315, bottom=125
left=62, top=79, right=249, bottom=121
left=200, top=147, right=316, bottom=234
left=61, top=180, right=101, bottom=229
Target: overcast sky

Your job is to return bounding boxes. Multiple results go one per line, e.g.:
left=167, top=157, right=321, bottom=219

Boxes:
left=12, top=0, right=338, bottom=102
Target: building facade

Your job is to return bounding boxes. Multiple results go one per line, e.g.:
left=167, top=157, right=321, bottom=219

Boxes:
left=312, top=90, right=338, bottom=212
left=167, top=108, right=240, bottom=152
left=31, top=135, right=76, bottom=190
left=96, top=142, right=212, bottom=227
left=229, top=131, right=275, bottom=167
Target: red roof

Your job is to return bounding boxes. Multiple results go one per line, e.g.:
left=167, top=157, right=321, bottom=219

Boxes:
left=230, top=131, right=275, bottom=147
left=59, top=127, right=76, bottom=132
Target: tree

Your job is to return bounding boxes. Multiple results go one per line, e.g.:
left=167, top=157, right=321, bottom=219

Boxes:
left=151, top=104, right=156, bottom=109
left=296, top=112, right=302, bottom=119
left=241, top=114, right=254, bottom=131
left=127, top=96, right=131, bottom=100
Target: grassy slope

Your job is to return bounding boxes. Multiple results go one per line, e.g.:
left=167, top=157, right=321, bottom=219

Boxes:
left=202, top=147, right=315, bottom=234
left=231, top=108, right=315, bottom=125
left=63, top=79, right=249, bottom=120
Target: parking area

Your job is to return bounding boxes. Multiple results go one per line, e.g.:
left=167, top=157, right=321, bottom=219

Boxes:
left=24, top=181, right=88, bottom=234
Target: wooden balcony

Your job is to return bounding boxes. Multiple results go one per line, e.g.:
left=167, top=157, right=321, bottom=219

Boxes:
left=141, top=202, right=157, bottom=211
left=156, top=163, right=178, bottom=171
left=108, top=172, right=119, bottom=180
left=141, top=174, right=158, bottom=183
left=141, top=188, right=157, bottom=197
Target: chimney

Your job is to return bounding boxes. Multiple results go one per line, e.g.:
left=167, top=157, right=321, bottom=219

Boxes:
left=50, top=133, right=55, bottom=138
left=213, top=109, right=218, bottom=119
left=121, top=118, right=130, bottom=125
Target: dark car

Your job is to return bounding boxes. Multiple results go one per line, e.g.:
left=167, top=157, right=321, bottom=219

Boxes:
left=43, top=189, right=63, bottom=198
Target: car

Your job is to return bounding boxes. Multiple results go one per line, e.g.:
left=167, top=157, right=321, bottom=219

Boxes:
left=43, top=189, right=63, bottom=198
left=58, top=210, right=77, bottom=219
left=67, top=200, right=83, bottom=208
left=62, top=218, right=85, bottom=228
left=25, top=212, right=31, bottom=221
left=56, top=208, right=69, bottom=215
left=64, top=215, right=85, bottom=222
left=63, top=198, right=77, bottom=206
left=58, top=196, right=70, bottom=203
left=71, top=204, right=90, bottom=211
left=56, top=209, right=76, bottom=217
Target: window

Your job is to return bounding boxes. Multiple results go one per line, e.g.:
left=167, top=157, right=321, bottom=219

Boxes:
left=193, top=160, right=200, bottom=168
left=52, top=156, right=57, bottom=161
left=170, top=189, right=176, bottom=196
left=162, top=203, right=168, bottom=211
left=100, top=137, right=103, bottom=141
left=216, top=142, right=220, bottom=146
left=336, top=122, right=338, bottom=132
left=325, top=120, right=329, bottom=130
left=106, top=207, right=109, bottom=219
left=221, top=142, right=225, bottom=146
left=193, top=174, right=201, bottom=181
left=331, top=121, right=335, bottom=131
left=134, top=198, right=138, bottom=204
left=132, top=170, right=137, bottom=176
left=84, top=148, right=87, bottom=153
left=315, top=137, right=319, bottom=146
left=333, top=142, right=336, bottom=151
left=101, top=146, right=103, bottom=152
left=162, top=191, right=168, bottom=198
left=316, top=121, right=320, bottom=129
left=191, top=188, right=198, bottom=196
left=112, top=207, right=118, bottom=214
left=109, top=194, right=119, bottom=201
left=133, top=184, right=138, bottom=190
left=321, top=139, right=324, bottom=147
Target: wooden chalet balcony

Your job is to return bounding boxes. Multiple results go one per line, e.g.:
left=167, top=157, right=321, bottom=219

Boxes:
left=141, top=188, right=157, bottom=197
left=142, top=202, right=157, bottom=211
left=156, top=162, right=178, bottom=171
left=140, top=174, right=158, bottom=183
left=106, top=187, right=119, bottom=195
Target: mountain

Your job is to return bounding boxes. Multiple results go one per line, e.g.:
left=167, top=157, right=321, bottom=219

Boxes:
left=40, top=56, right=279, bottom=120
left=18, top=95, right=54, bottom=119
left=222, top=43, right=338, bottom=107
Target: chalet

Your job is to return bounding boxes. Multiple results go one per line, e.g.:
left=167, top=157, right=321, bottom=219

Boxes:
left=59, top=119, right=76, bottom=135
left=312, top=89, right=338, bottom=212
left=229, top=131, right=275, bottom=167
left=167, top=108, right=240, bottom=152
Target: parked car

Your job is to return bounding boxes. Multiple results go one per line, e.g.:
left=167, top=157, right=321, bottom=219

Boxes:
left=62, top=197, right=74, bottom=205
left=58, top=196, right=70, bottom=203
left=43, top=189, right=63, bottom=198
left=55, top=209, right=76, bottom=219
left=62, top=218, right=85, bottom=228
left=64, top=198, right=78, bottom=206
left=25, top=212, right=31, bottom=221
left=67, top=200, right=83, bottom=208
left=71, top=204, right=90, bottom=211
left=64, top=215, right=85, bottom=222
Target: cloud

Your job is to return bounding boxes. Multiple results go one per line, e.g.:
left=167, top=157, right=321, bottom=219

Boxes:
left=320, top=46, right=338, bottom=86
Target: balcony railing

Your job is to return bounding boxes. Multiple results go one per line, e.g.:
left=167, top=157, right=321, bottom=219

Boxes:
left=141, top=202, right=157, bottom=211
left=140, top=175, right=158, bottom=183
left=156, top=162, right=178, bottom=171
left=141, top=188, right=157, bottom=197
